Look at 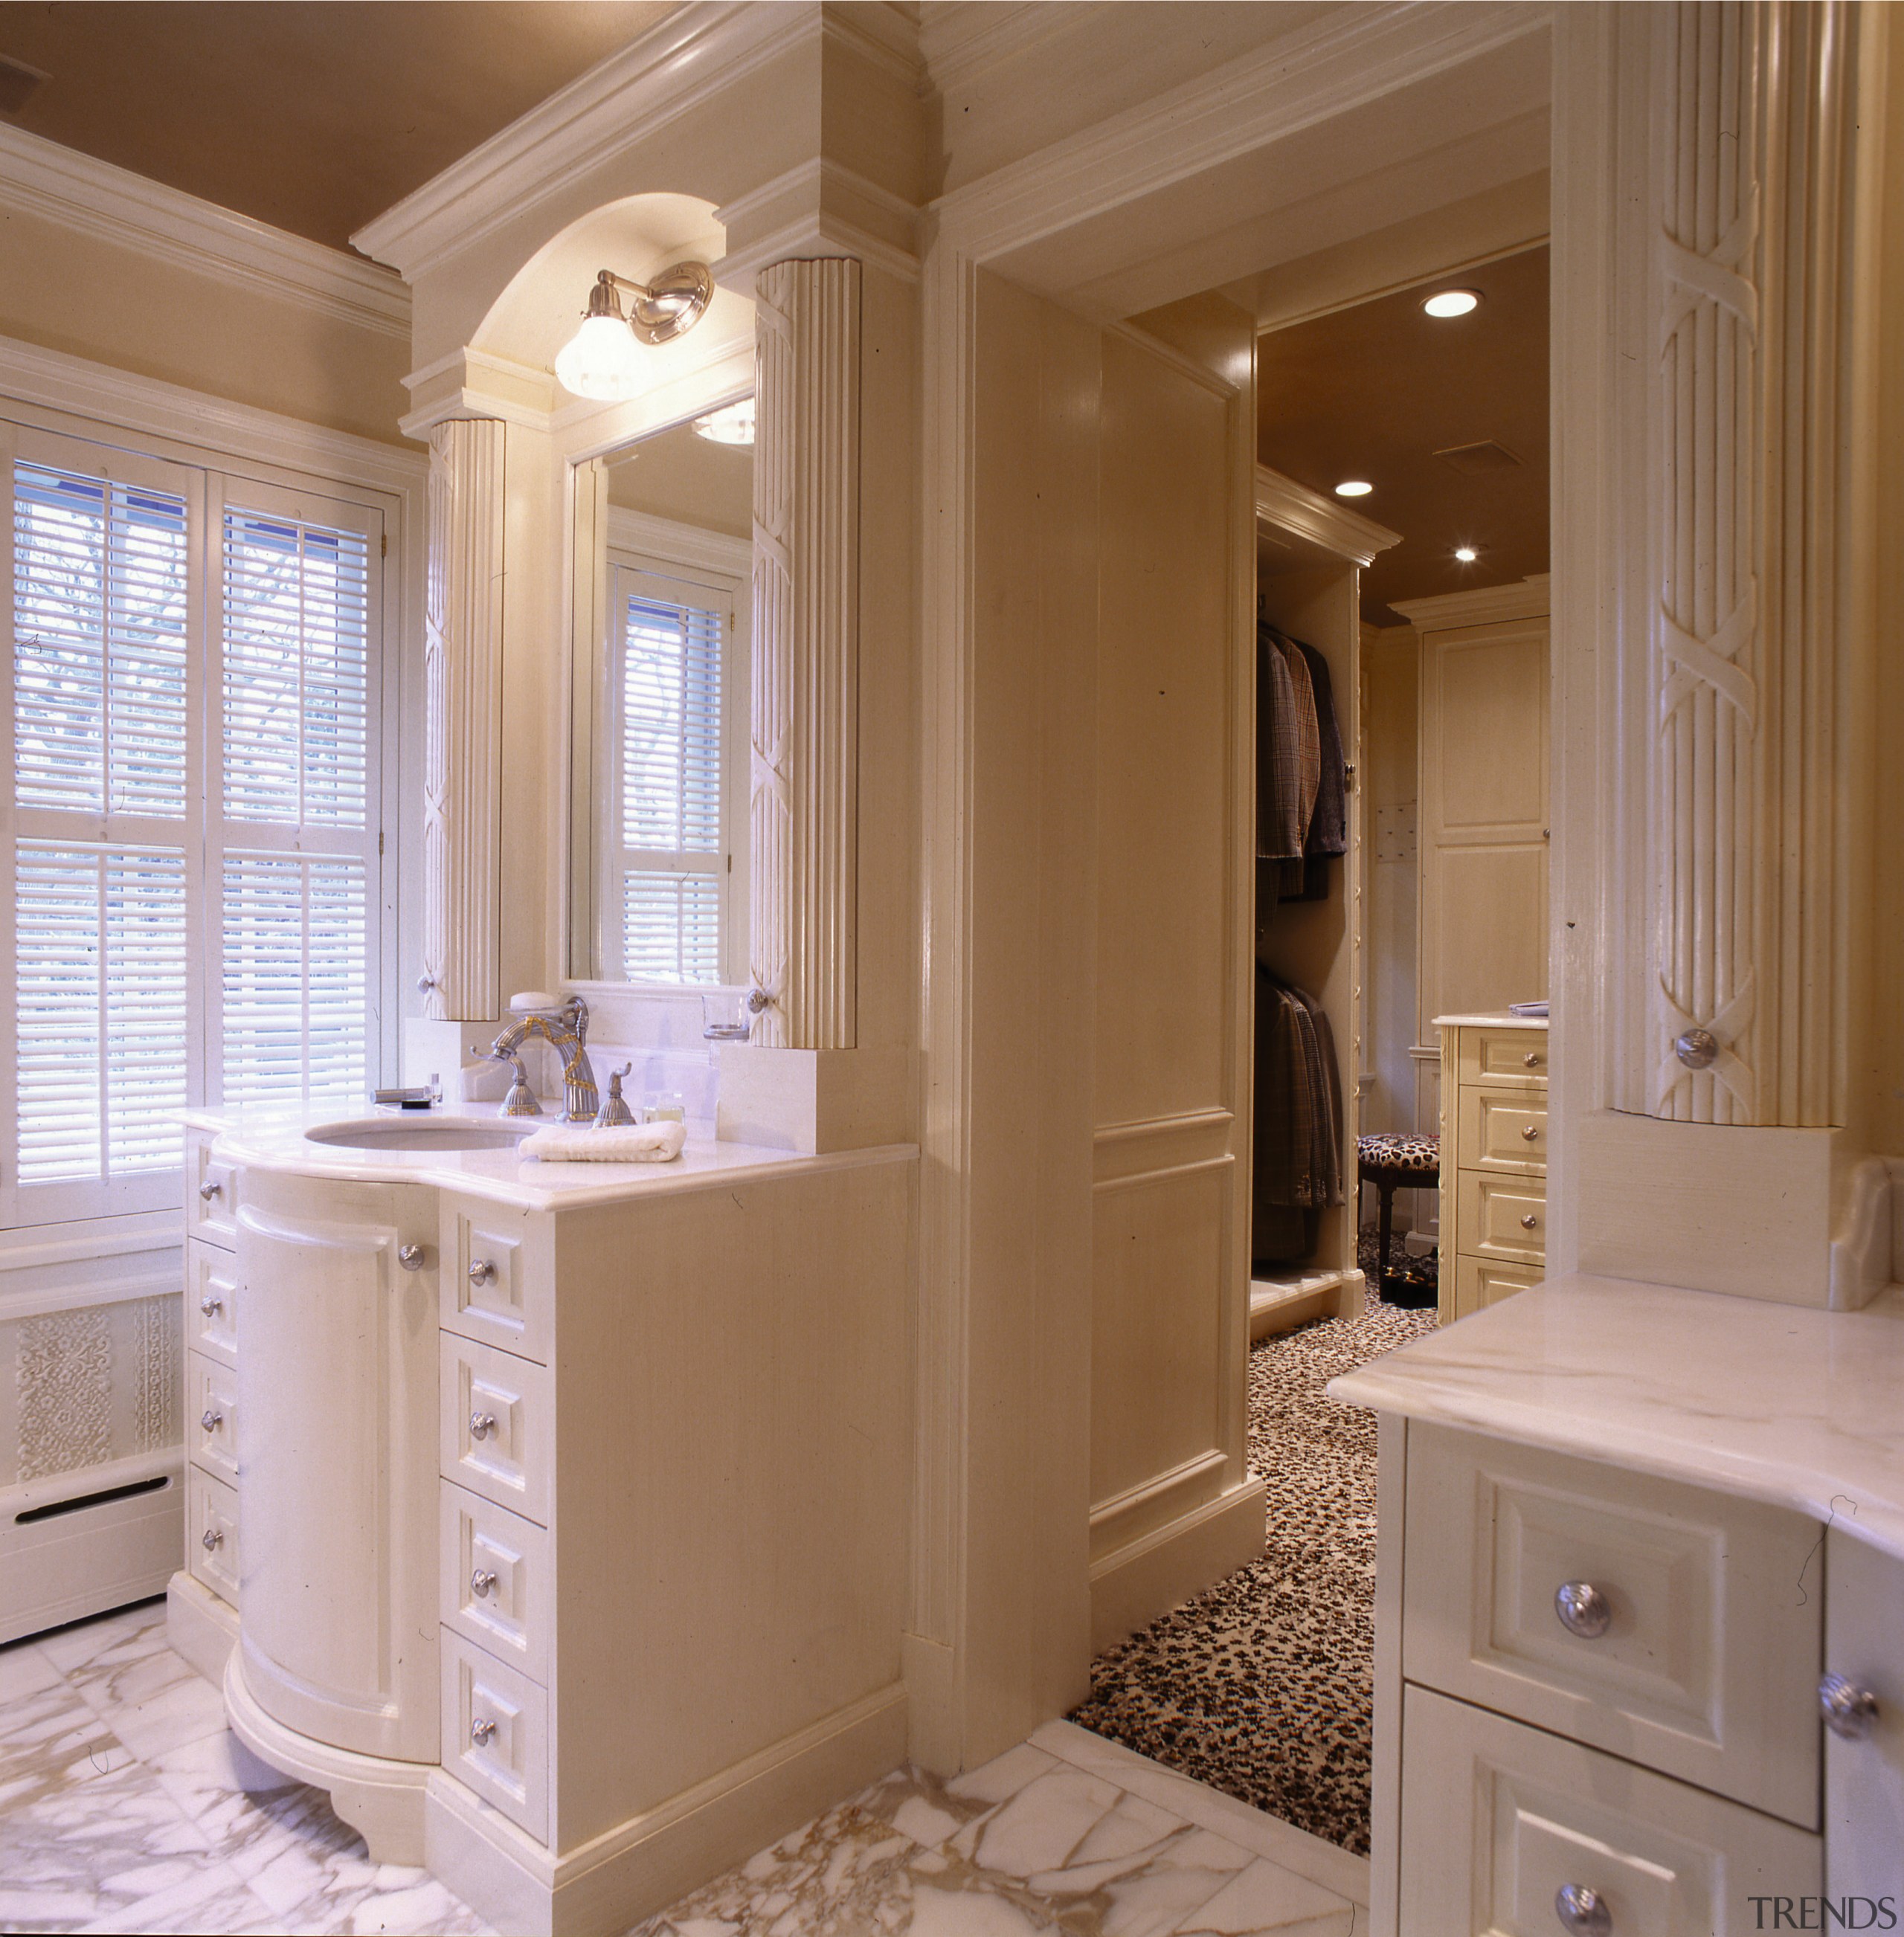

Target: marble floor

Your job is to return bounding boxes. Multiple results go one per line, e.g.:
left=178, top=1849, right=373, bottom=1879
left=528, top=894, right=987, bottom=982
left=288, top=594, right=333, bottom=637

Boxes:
left=1, top=1599, right=1368, bottom=1936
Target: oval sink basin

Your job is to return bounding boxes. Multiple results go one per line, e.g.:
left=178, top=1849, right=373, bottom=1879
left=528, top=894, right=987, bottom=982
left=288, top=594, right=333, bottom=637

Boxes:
left=304, top=1118, right=533, bottom=1153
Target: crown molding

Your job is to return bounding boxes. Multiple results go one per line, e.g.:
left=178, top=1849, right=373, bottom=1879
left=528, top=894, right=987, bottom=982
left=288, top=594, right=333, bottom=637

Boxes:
left=1389, top=573, right=1551, bottom=631
left=607, top=504, right=750, bottom=580
left=0, top=123, right=408, bottom=339
left=917, top=2, right=1090, bottom=96
left=933, top=1, right=1551, bottom=262
left=351, top=2, right=811, bottom=281
left=1255, top=464, right=1400, bottom=569
left=0, top=331, right=425, bottom=496
left=715, top=158, right=922, bottom=289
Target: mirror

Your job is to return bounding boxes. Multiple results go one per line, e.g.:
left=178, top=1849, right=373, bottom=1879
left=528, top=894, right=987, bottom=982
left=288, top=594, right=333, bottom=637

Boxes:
left=567, top=402, right=753, bottom=988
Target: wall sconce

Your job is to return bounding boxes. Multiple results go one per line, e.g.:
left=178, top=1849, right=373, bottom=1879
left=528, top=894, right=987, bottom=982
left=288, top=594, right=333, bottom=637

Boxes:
left=553, top=263, right=715, bottom=402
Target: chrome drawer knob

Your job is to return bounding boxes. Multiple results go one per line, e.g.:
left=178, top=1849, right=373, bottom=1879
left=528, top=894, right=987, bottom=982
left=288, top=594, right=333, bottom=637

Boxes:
left=1555, top=1884, right=1612, bottom=1935
left=1521, top=1212, right=1539, bottom=1230
left=1555, top=1581, right=1612, bottom=1639
left=201, top=1408, right=224, bottom=1433
left=1521, top=1124, right=1540, bottom=1141
left=1523, top=1051, right=1541, bottom=1067
left=416, top=973, right=439, bottom=993
left=468, top=1257, right=496, bottom=1286
left=1674, top=1027, right=1719, bottom=1070
left=199, top=1181, right=222, bottom=1202
left=199, top=1294, right=222, bottom=1315
left=1820, top=1673, right=1880, bottom=1740
left=470, top=1717, right=497, bottom=1747
left=201, top=1528, right=222, bottom=1551
left=397, top=1243, right=425, bottom=1272
left=469, top=1411, right=498, bottom=1440
left=471, top=1569, right=498, bottom=1598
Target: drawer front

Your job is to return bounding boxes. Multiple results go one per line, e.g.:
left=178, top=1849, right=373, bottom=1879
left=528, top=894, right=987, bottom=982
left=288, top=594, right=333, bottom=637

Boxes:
left=1458, top=1169, right=1546, bottom=1265
left=187, top=1348, right=239, bottom=1485
left=439, top=1198, right=552, bottom=1365
left=440, top=1481, right=549, bottom=1683
left=1458, top=1086, right=1549, bottom=1174
left=441, top=1630, right=547, bottom=1843
left=187, top=1467, right=241, bottom=1607
left=187, top=1132, right=239, bottom=1249
left=1399, top=1686, right=1820, bottom=1936
left=1460, top=1025, right=1548, bottom=1089
left=440, top=1334, right=550, bottom=1525
left=1404, top=1423, right=1823, bottom=1825
left=187, top=1240, right=240, bottom=1368
left=1448, top=1254, right=1542, bottom=1322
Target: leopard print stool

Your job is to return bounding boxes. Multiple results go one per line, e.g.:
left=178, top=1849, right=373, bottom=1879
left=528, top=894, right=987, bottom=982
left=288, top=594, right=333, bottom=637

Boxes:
left=1357, top=1132, right=1440, bottom=1310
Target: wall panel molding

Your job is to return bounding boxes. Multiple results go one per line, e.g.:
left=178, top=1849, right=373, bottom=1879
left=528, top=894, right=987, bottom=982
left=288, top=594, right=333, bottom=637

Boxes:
left=422, top=419, right=506, bottom=1022
left=748, top=257, right=861, bottom=1050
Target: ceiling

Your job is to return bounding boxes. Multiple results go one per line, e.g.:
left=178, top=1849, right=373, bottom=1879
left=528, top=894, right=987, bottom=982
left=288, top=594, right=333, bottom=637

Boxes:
left=0, top=1, right=678, bottom=251
left=1257, top=244, right=1548, bottom=625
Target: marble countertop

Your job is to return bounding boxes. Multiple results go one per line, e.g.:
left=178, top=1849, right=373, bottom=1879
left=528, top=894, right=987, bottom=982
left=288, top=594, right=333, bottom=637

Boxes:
left=209, top=1103, right=916, bottom=1212
left=1429, top=1010, right=1548, bottom=1029
left=1330, top=1271, right=1904, bottom=1558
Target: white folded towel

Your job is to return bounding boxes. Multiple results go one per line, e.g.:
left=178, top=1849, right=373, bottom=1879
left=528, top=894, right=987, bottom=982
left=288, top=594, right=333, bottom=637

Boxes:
left=520, top=1121, right=686, bottom=1163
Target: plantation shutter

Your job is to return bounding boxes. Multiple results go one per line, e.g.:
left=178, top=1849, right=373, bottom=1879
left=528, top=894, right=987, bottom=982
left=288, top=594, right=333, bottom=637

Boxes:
left=1, top=431, right=200, bottom=1222
left=210, top=481, right=382, bottom=1117
left=606, top=564, right=732, bottom=984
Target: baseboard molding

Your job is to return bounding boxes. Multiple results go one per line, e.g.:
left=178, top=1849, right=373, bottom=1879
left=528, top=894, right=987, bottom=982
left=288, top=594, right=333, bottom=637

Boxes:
left=1090, top=1474, right=1266, bottom=1654
left=165, top=1570, right=238, bottom=1686
left=427, top=1680, right=910, bottom=1937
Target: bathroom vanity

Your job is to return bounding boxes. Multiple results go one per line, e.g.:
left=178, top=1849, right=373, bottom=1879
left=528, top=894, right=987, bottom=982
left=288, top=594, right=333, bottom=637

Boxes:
left=1334, top=1276, right=1904, bottom=1934
left=167, top=1108, right=914, bottom=1936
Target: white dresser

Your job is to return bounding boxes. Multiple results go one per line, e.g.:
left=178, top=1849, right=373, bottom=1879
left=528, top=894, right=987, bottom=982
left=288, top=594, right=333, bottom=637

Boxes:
left=1435, top=1012, right=1548, bottom=1323
left=1334, top=1274, right=1904, bottom=1935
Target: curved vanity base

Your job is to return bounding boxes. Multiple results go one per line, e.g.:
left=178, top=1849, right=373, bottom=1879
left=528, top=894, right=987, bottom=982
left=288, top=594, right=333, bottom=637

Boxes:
left=223, top=1652, right=432, bottom=1864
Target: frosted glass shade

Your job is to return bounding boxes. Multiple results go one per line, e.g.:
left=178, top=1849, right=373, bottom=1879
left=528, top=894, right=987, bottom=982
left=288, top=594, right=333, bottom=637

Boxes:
left=554, top=315, right=643, bottom=401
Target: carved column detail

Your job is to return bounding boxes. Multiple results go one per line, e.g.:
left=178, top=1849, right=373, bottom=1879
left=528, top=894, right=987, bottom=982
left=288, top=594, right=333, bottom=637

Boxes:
left=422, top=419, right=505, bottom=1022
left=748, top=259, right=861, bottom=1049
left=1636, top=1, right=1861, bottom=1125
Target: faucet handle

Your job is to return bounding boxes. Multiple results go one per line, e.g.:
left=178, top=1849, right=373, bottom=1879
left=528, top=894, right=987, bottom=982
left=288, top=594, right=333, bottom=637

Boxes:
left=593, top=1063, right=636, bottom=1129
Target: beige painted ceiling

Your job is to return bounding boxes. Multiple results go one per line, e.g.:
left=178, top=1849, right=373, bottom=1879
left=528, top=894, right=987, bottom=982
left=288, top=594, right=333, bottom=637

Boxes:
left=1258, top=244, right=1549, bottom=625
left=0, top=1, right=678, bottom=251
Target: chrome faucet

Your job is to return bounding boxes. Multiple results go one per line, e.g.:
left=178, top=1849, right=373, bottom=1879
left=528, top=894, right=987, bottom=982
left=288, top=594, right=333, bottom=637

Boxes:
left=487, top=996, right=599, bottom=1124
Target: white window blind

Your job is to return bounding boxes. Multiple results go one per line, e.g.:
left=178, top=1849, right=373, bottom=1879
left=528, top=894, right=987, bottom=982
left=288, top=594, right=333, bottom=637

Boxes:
left=607, top=566, right=733, bottom=984
left=0, top=425, right=390, bottom=1223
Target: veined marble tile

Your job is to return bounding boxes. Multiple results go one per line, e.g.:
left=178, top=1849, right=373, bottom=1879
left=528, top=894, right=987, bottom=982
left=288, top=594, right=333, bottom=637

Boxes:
left=1168, top=1858, right=1355, bottom=1936
left=65, top=1640, right=228, bottom=1761
left=36, top=1602, right=170, bottom=1680
left=0, top=1638, right=63, bottom=1703
left=0, top=1682, right=126, bottom=1806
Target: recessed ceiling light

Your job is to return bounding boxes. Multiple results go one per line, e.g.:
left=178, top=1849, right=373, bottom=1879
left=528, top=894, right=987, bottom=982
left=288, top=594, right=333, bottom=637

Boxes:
left=1334, top=480, right=1373, bottom=498
left=1454, top=546, right=1479, bottom=563
left=1421, top=289, right=1482, bottom=318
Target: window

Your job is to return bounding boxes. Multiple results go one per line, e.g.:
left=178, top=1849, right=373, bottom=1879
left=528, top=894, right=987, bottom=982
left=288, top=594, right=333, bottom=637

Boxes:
left=602, top=560, right=738, bottom=984
left=1, top=425, right=388, bottom=1224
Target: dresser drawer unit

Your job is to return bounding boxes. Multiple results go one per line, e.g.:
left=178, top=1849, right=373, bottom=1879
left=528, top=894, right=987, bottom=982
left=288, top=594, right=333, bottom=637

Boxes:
left=1458, top=1086, right=1549, bottom=1174
left=440, top=1198, right=553, bottom=1366
left=1451, top=1254, right=1543, bottom=1313
left=187, top=1349, right=240, bottom=1486
left=1461, top=1026, right=1548, bottom=1089
left=440, top=1333, right=551, bottom=1525
left=1458, top=1170, right=1547, bottom=1265
left=187, top=1240, right=240, bottom=1368
left=442, top=1630, right=548, bottom=1843
left=1404, top=1424, right=1823, bottom=1825
left=187, top=1135, right=239, bottom=1250
left=187, top=1468, right=241, bottom=1608
left=1399, top=1686, right=1821, bottom=1936
left=440, top=1481, right=550, bottom=1683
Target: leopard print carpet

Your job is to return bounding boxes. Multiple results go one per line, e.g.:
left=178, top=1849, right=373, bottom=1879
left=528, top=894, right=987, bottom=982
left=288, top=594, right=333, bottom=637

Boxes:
left=1068, top=1233, right=1437, bottom=1854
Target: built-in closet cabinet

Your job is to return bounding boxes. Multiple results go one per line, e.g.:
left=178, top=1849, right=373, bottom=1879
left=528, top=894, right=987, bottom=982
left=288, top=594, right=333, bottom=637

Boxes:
left=1251, top=468, right=1399, bottom=1320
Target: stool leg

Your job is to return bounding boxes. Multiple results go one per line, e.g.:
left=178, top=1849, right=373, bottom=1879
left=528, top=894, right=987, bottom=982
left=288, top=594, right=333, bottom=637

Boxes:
left=1376, top=1177, right=1396, bottom=1298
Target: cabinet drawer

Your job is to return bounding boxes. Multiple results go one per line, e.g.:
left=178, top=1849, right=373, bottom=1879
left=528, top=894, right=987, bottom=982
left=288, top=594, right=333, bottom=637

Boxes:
left=1446, top=1254, right=1542, bottom=1323
left=187, top=1468, right=241, bottom=1608
left=1404, top=1423, right=1823, bottom=1825
left=1399, top=1686, right=1820, bottom=1936
left=440, top=1197, right=553, bottom=1365
left=440, top=1481, right=549, bottom=1683
left=440, top=1334, right=550, bottom=1525
left=1458, top=1169, right=1546, bottom=1264
left=187, top=1240, right=240, bottom=1368
left=187, top=1349, right=239, bottom=1486
left=1459, top=1025, right=1548, bottom=1088
left=186, top=1132, right=239, bottom=1249
left=1457, top=1086, right=1548, bottom=1173
left=441, top=1630, right=547, bottom=1843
